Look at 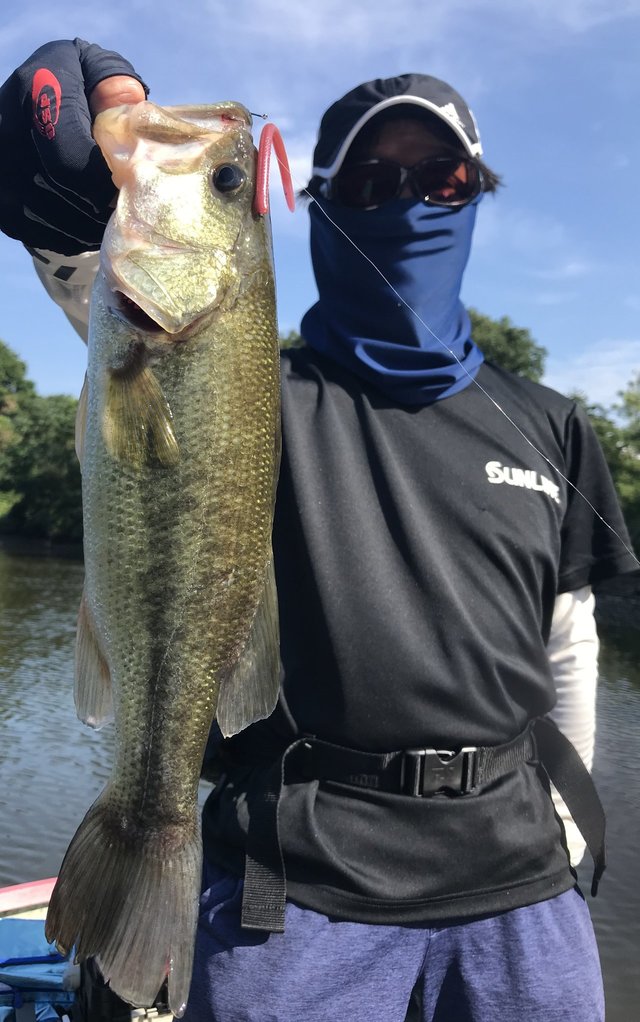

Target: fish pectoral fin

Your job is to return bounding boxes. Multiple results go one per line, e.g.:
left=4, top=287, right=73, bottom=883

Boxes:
left=75, top=374, right=88, bottom=470
left=103, top=362, right=179, bottom=469
left=75, top=591, right=114, bottom=729
left=216, top=557, right=281, bottom=738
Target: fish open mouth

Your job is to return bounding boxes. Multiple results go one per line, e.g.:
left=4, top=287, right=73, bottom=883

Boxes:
left=108, top=291, right=166, bottom=334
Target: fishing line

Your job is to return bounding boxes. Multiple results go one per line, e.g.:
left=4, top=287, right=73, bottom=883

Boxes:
left=269, top=138, right=638, bottom=566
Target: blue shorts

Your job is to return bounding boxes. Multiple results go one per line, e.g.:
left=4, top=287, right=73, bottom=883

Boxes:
left=181, top=861, right=604, bottom=1022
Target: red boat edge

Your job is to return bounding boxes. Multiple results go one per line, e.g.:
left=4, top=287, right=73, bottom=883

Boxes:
left=0, top=877, right=57, bottom=917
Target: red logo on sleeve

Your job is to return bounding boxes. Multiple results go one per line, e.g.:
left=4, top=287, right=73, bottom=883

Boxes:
left=32, top=68, right=62, bottom=140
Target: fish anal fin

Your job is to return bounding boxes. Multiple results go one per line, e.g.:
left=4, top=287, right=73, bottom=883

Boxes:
left=75, top=591, right=113, bottom=730
left=216, top=557, right=281, bottom=738
left=102, top=358, right=179, bottom=470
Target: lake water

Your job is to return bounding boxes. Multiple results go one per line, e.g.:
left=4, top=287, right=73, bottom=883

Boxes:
left=0, top=547, right=638, bottom=1020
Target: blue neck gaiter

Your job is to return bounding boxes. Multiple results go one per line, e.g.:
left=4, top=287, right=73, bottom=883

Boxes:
left=301, top=196, right=483, bottom=404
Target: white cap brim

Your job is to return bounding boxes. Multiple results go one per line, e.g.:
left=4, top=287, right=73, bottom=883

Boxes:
left=312, top=95, right=483, bottom=180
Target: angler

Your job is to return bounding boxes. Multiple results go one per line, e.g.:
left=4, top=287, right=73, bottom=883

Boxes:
left=0, top=38, right=637, bottom=1022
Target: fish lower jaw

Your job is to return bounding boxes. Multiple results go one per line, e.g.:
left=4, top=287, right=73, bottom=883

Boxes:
left=107, top=289, right=213, bottom=339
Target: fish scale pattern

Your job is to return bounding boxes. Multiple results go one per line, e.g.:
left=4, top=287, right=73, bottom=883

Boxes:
left=46, top=102, right=281, bottom=1018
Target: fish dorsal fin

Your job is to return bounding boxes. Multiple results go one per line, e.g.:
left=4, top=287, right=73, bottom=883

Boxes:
left=216, top=557, right=281, bottom=737
left=75, top=591, right=113, bottom=729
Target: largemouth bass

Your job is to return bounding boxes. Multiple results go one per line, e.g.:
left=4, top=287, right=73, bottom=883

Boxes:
left=45, top=101, right=285, bottom=1017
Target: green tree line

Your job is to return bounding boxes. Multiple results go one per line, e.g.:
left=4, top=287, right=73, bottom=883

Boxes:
left=0, top=344, right=82, bottom=541
left=0, top=311, right=638, bottom=548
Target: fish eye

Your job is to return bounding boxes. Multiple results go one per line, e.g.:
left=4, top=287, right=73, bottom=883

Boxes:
left=212, top=163, right=246, bottom=194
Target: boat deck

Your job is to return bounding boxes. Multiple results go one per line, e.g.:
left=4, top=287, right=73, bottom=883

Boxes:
left=0, top=878, right=172, bottom=1020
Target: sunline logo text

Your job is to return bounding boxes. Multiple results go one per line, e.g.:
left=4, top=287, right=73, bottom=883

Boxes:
left=485, top=461, right=561, bottom=504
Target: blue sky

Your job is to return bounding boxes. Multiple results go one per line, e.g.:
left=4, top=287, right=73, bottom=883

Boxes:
left=0, top=0, right=638, bottom=409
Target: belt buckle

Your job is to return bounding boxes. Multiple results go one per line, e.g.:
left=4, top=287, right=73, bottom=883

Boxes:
left=400, top=746, right=478, bottom=797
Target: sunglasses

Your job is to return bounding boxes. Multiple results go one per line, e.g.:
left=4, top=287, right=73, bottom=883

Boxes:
left=329, top=156, right=482, bottom=211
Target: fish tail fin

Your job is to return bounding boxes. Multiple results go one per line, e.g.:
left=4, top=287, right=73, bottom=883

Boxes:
left=45, top=793, right=201, bottom=1018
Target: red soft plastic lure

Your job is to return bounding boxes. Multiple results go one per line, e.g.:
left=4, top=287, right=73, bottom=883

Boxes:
left=253, top=123, right=295, bottom=216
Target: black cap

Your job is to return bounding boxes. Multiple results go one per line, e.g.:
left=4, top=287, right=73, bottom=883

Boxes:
left=311, top=73, right=482, bottom=180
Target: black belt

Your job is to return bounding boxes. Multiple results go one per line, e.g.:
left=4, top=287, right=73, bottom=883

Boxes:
left=297, top=725, right=536, bottom=797
left=240, top=717, right=605, bottom=932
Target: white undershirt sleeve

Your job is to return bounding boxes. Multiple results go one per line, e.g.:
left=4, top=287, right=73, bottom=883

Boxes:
left=546, top=585, right=599, bottom=866
left=30, top=247, right=100, bottom=344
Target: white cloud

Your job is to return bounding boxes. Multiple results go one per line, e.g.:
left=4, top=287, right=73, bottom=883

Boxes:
left=507, top=0, right=640, bottom=30
left=2, top=0, right=636, bottom=166
left=0, top=0, right=636, bottom=403
left=544, top=338, right=640, bottom=406
left=274, top=136, right=314, bottom=195
left=534, top=290, right=580, bottom=306
left=200, top=0, right=640, bottom=48
left=534, top=259, right=594, bottom=280
left=613, top=154, right=631, bottom=169
left=525, top=259, right=593, bottom=304
left=0, top=6, right=128, bottom=63
left=471, top=201, right=501, bottom=249
left=472, top=206, right=598, bottom=311
left=504, top=211, right=569, bottom=253
left=474, top=202, right=569, bottom=258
